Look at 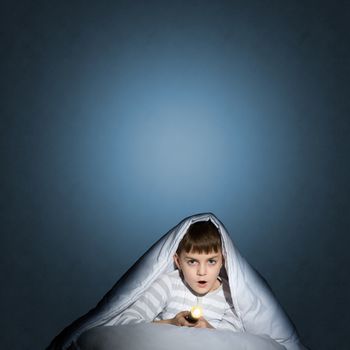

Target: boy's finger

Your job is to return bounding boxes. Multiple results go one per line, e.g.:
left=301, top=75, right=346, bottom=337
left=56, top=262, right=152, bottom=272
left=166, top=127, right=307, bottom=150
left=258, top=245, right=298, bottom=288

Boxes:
left=181, top=317, right=195, bottom=327
left=178, top=311, right=190, bottom=318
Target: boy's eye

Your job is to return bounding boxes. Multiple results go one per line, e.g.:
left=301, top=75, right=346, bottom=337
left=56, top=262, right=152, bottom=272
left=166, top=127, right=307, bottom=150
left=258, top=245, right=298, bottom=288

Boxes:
left=187, top=260, right=197, bottom=266
left=208, top=259, right=217, bottom=265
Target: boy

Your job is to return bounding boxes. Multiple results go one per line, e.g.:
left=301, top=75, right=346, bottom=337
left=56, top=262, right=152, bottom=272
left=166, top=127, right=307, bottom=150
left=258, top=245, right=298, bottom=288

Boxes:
left=117, top=221, right=241, bottom=331
left=47, top=213, right=306, bottom=350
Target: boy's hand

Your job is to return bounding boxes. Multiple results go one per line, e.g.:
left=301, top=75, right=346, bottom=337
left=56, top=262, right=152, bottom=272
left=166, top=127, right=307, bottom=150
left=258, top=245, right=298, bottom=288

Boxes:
left=171, top=312, right=214, bottom=329
left=171, top=311, right=196, bottom=327
left=193, top=316, right=214, bottom=329
left=154, top=312, right=214, bottom=329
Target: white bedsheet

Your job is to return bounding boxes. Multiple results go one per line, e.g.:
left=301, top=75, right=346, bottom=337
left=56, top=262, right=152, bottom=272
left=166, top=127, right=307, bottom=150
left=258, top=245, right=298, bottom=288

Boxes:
left=76, top=323, right=286, bottom=350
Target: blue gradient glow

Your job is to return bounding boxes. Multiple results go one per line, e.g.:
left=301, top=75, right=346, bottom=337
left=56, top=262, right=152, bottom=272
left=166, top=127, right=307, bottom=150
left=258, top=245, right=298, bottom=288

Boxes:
left=3, top=2, right=347, bottom=350
left=41, top=44, right=306, bottom=237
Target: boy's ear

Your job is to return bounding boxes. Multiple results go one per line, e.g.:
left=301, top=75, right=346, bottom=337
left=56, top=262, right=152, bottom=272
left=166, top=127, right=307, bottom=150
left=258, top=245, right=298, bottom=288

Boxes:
left=173, top=254, right=180, bottom=270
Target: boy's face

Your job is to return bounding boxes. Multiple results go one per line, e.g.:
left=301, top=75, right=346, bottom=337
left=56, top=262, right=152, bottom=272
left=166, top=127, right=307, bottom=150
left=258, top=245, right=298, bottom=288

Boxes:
left=174, top=249, right=223, bottom=295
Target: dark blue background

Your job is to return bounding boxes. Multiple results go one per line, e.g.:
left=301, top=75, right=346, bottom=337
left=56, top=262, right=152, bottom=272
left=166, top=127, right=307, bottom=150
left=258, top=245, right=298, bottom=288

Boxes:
left=1, top=1, right=349, bottom=349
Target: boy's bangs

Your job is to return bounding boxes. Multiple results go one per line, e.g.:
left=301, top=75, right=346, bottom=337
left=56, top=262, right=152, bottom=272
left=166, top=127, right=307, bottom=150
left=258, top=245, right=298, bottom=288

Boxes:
left=183, top=241, right=221, bottom=254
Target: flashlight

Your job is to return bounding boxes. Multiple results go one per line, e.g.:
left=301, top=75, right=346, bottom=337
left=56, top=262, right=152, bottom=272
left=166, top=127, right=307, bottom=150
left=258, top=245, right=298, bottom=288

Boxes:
left=186, top=305, right=203, bottom=323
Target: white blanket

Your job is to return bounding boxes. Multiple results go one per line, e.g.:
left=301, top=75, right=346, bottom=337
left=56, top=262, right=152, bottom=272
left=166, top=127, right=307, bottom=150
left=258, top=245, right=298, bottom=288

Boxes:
left=47, top=213, right=307, bottom=350
left=76, top=323, right=287, bottom=350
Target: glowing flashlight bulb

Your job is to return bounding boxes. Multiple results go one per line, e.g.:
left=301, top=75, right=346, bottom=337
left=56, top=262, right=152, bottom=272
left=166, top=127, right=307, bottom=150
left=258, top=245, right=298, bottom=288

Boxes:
left=187, top=306, right=202, bottom=322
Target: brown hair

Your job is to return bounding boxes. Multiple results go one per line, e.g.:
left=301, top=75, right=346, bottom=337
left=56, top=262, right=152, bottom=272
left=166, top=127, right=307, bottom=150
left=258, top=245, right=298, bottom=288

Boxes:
left=176, top=220, right=222, bottom=255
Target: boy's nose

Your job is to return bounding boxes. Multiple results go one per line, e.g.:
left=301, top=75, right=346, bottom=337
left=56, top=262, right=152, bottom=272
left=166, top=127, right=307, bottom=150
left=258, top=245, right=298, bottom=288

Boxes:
left=197, top=264, right=207, bottom=276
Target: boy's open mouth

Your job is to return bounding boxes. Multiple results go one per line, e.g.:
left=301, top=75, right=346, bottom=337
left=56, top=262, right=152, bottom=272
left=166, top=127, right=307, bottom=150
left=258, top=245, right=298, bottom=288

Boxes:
left=198, top=281, right=207, bottom=285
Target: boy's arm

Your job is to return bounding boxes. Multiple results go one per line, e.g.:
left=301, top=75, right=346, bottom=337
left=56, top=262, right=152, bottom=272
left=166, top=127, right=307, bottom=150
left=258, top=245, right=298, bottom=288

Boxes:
left=217, top=305, right=242, bottom=331
left=153, top=319, right=173, bottom=325
left=116, top=275, right=171, bottom=325
left=153, top=311, right=197, bottom=327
